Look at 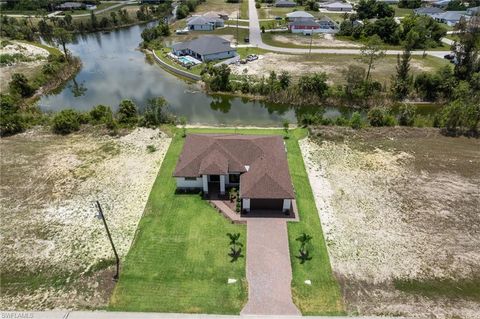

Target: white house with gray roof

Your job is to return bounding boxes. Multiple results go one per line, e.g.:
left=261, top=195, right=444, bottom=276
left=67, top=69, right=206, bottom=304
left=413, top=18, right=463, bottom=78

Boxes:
left=323, top=1, right=353, bottom=12
left=432, top=11, right=467, bottom=26
left=187, top=15, right=224, bottom=31
left=171, top=36, right=237, bottom=62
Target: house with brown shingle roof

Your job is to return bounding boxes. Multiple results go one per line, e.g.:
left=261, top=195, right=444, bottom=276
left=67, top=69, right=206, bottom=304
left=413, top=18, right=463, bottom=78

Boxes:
left=173, top=134, right=295, bottom=213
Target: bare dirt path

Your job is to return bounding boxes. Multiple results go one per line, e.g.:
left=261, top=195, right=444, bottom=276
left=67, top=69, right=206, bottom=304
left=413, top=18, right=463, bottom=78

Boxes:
left=241, top=219, right=300, bottom=315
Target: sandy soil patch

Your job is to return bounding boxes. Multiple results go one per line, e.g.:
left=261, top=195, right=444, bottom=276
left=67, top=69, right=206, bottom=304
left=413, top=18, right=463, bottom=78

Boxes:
left=300, top=127, right=480, bottom=318
left=230, top=53, right=437, bottom=83
left=272, top=33, right=361, bottom=48
left=0, top=42, right=50, bottom=92
left=0, top=128, right=171, bottom=310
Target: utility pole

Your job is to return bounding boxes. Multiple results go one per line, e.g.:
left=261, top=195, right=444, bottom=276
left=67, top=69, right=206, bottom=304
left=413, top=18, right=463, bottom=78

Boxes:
left=96, top=201, right=120, bottom=281
left=309, top=31, right=313, bottom=56
left=237, top=10, right=239, bottom=46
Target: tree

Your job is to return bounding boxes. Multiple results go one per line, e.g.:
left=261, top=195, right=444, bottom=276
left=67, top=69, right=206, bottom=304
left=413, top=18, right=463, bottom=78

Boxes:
left=90, top=10, right=98, bottom=29
left=391, top=48, right=411, bottom=100
left=142, top=97, right=173, bottom=126
left=64, top=14, right=72, bottom=26
left=452, top=18, right=480, bottom=81
left=179, top=116, right=187, bottom=137
left=398, top=104, right=417, bottom=126
left=359, top=35, right=385, bottom=83
left=52, top=27, right=73, bottom=60
left=110, top=11, right=118, bottom=25
left=398, top=0, right=421, bottom=9
left=297, top=72, right=329, bottom=97
left=118, top=99, right=138, bottom=125
left=283, top=120, right=289, bottom=139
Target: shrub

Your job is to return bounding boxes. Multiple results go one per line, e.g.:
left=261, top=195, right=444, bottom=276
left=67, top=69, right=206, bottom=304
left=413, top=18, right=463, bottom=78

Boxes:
left=350, top=111, right=363, bottom=129
left=117, top=99, right=138, bottom=125
left=52, top=109, right=81, bottom=134
left=335, top=116, right=349, bottom=126
left=0, top=112, right=25, bottom=136
left=367, top=108, right=385, bottom=127
left=397, top=104, right=416, bottom=126
left=89, top=104, right=113, bottom=124
left=146, top=144, right=157, bottom=153
left=256, top=2, right=261, bottom=9
left=9, top=73, right=35, bottom=98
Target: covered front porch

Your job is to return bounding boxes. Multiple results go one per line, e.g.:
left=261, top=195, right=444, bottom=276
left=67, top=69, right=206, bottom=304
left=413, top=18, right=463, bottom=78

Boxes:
left=202, top=173, right=240, bottom=196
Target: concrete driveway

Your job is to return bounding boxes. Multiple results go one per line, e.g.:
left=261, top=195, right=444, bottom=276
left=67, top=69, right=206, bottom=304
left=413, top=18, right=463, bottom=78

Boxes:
left=241, top=219, right=300, bottom=315
left=247, top=0, right=451, bottom=58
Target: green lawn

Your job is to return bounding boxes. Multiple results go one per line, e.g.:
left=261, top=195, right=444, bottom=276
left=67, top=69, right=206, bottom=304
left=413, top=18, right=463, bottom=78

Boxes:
left=391, top=5, right=413, bottom=17
left=183, top=128, right=345, bottom=315
left=111, top=127, right=344, bottom=314
left=109, top=132, right=248, bottom=313
left=240, top=0, right=249, bottom=19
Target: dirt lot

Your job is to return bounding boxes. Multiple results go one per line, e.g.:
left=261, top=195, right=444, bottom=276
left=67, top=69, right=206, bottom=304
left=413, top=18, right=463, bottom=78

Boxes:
left=271, top=33, right=361, bottom=48
left=0, top=41, right=50, bottom=93
left=300, top=127, right=480, bottom=318
left=0, top=127, right=171, bottom=309
left=230, top=53, right=445, bottom=84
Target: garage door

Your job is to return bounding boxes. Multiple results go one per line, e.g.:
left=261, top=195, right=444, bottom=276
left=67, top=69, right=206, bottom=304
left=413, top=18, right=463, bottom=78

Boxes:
left=250, top=199, right=283, bottom=211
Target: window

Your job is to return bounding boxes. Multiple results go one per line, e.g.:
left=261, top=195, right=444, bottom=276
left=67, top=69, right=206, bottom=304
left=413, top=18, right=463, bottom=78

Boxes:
left=185, top=177, right=197, bottom=181
left=229, top=174, right=240, bottom=183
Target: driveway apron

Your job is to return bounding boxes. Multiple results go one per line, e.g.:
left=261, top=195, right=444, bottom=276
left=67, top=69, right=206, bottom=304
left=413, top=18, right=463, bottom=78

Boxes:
left=241, top=219, right=300, bottom=315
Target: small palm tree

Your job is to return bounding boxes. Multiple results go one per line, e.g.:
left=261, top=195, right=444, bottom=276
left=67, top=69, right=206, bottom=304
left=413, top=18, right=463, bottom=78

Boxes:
left=297, top=248, right=312, bottom=264
left=296, top=233, right=312, bottom=248
left=229, top=246, right=244, bottom=262
left=227, top=233, right=243, bottom=247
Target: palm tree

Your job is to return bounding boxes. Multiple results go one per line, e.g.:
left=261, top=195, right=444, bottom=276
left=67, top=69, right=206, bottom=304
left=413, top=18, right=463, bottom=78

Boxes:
left=228, top=246, right=244, bottom=262
left=227, top=233, right=243, bottom=247
left=295, top=233, right=312, bottom=248
left=296, top=248, right=312, bottom=264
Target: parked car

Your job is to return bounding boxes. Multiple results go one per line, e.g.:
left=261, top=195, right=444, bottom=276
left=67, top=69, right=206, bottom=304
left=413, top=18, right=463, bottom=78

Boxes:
left=244, top=36, right=250, bottom=43
left=444, top=53, right=454, bottom=60
left=275, top=16, right=282, bottom=20
left=246, top=54, right=258, bottom=62
left=239, top=59, right=247, bottom=64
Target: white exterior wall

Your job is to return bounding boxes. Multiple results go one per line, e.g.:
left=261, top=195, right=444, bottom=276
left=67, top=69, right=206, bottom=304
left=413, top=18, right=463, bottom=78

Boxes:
left=220, top=175, right=226, bottom=194
left=202, top=175, right=208, bottom=193
left=176, top=177, right=203, bottom=188
left=283, top=199, right=291, bottom=212
left=291, top=27, right=322, bottom=34
left=202, top=51, right=236, bottom=61
left=243, top=198, right=250, bottom=212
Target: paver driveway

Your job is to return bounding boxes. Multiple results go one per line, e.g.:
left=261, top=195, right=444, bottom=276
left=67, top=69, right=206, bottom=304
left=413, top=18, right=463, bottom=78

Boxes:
left=241, top=219, right=300, bottom=315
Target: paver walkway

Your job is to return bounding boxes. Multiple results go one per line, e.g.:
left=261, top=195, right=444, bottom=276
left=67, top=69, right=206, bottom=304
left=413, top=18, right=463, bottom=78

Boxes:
left=241, top=219, right=301, bottom=315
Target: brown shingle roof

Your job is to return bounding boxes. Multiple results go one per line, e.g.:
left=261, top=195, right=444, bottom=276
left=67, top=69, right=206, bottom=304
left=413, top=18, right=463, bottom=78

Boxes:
left=173, top=134, right=295, bottom=199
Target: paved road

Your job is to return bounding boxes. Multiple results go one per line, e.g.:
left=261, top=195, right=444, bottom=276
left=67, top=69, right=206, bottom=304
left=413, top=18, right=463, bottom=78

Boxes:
left=247, top=0, right=451, bottom=58
left=2, top=0, right=133, bottom=18
left=241, top=219, right=300, bottom=316
left=1, top=311, right=405, bottom=319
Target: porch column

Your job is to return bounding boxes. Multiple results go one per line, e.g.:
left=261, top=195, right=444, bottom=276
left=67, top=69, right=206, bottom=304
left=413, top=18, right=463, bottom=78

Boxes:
left=243, top=198, right=250, bottom=212
left=283, top=199, right=291, bottom=212
left=220, top=175, right=226, bottom=195
left=202, top=175, right=208, bottom=194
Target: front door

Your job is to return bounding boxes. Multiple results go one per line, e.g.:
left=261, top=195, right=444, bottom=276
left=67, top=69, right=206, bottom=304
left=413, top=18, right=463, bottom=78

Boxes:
left=209, top=175, right=220, bottom=182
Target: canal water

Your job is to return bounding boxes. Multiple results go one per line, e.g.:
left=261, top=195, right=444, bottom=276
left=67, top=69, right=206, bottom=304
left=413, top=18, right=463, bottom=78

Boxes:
left=38, top=23, right=306, bottom=126
left=38, top=23, right=438, bottom=125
